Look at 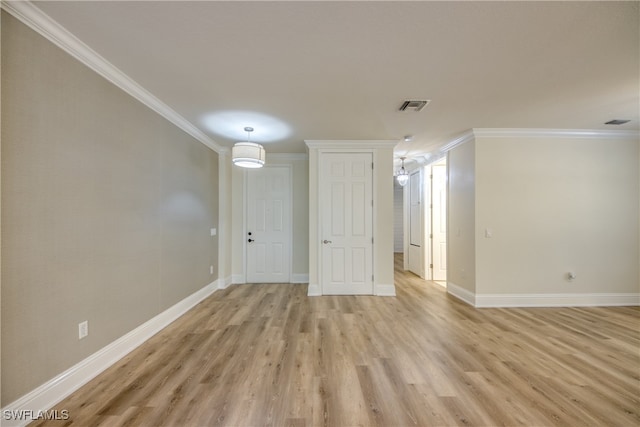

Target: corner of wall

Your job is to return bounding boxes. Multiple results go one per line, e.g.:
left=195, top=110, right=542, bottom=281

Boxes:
left=307, top=283, right=321, bottom=296
left=374, top=283, right=396, bottom=296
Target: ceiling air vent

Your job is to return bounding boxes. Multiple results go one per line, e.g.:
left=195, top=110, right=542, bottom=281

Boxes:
left=604, top=119, right=630, bottom=125
left=398, top=99, right=430, bottom=112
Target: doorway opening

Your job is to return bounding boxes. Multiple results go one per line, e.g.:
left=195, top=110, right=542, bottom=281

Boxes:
left=429, top=157, right=447, bottom=286
left=394, top=156, right=447, bottom=286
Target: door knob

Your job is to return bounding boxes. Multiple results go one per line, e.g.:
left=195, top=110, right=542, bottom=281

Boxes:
left=323, top=239, right=332, bottom=244
left=248, top=239, right=254, bottom=243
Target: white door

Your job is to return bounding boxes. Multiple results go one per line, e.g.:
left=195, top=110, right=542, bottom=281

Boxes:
left=247, top=166, right=291, bottom=283
left=320, top=153, right=373, bottom=295
left=408, top=169, right=423, bottom=277
left=432, top=163, right=447, bottom=281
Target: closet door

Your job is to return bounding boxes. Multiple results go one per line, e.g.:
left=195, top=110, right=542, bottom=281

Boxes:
left=320, top=152, right=373, bottom=295
left=408, top=169, right=423, bottom=277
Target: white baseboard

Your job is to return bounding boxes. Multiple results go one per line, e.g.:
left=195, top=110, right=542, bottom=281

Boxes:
left=375, top=283, right=397, bottom=296
left=447, top=281, right=476, bottom=306
left=231, top=274, right=245, bottom=284
left=291, top=273, right=309, bottom=284
left=1, top=280, right=220, bottom=427
left=446, top=282, right=640, bottom=308
left=307, top=283, right=321, bottom=296
left=218, top=275, right=233, bottom=289
left=475, top=292, right=640, bottom=308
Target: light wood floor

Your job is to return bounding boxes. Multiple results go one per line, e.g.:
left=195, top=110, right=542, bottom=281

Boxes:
left=33, top=255, right=639, bottom=426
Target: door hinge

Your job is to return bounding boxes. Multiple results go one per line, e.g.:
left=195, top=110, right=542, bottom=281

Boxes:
left=430, top=264, right=433, bottom=269
left=371, top=237, right=374, bottom=244
left=430, top=233, right=433, bottom=239
left=372, top=275, right=374, bottom=282
left=372, top=162, right=374, bottom=170
left=371, top=200, right=374, bottom=207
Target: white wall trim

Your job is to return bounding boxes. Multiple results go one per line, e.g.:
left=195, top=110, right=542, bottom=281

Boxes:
left=219, top=275, right=233, bottom=290
left=291, top=273, right=309, bottom=284
left=0, top=0, right=223, bottom=154
left=475, top=292, right=640, bottom=308
left=437, top=128, right=639, bottom=157
left=305, top=140, right=398, bottom=149
left=267, top=153, right=309, bottom=161
left=307, top=283, right=322, bottom=296
left=374, top=284, right=397, bottom=297
left=472, top=128, right=640, bottom=140
left=447, top=281, right=476, bottom=306
left=0, top=280, right=221, bottom=427
left=439, top=130, right=475, bottom=153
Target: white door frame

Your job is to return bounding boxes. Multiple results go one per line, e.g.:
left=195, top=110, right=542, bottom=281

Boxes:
left=306, top=140, right=397, bottom=297
left=312, top=147, right=379, bottom=296
left=431, top=160, right=448, bottom=281
left=420, top=156, right=447, bottom=282
left=243, top=164, right=293, bottom=283
left=407, top=168, right=424, bottom=278
left=422, top=165, right=433, bottom=280
left=319, top=151, right=374, bottom=295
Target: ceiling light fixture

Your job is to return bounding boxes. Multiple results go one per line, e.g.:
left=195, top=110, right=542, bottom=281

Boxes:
left=396, top=157, right=409, bottom=187
left=403, top=135, right=413, bottom=142
left=232, top=127, right=265, bottom=168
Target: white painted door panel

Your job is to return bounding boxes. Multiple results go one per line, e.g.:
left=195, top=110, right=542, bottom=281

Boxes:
left=432, top=164, right=447, bottom=281
left=408, top=170, right=423, bottom=276
left=320, top=153, right=373, bottom=295
left=247, top=167, right=291, bottom=283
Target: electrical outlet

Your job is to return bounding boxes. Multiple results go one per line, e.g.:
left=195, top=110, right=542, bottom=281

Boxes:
left=78, top=321, right=88, bottom=340
left=210, top=228, right=217, bottom=236
left=210, top=265, right=214, bottom=275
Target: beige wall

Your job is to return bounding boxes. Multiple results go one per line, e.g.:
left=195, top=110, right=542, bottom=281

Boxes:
left=447, top=140, right=476, bottom=293
left=447, top=131, right=639, bottom=302
left=1, top=13, right=219, bottom=404
left=475, top=134, right=639, bottom=295
left=374, top=146, right=395, bottom=289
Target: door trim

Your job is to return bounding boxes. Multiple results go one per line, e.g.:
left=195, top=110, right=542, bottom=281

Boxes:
left=306, top=140, right=398, bottom=297
left=319, top=152, right=374, bottom=295
left=407, top=168, right=424, bottom=278
left=242, top=164, right=293, bottom=284
left=316, top=148, right=377, bottom=295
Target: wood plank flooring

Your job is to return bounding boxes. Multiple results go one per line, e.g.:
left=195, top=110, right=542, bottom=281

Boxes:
left=32, top=255, right=640, bottom=426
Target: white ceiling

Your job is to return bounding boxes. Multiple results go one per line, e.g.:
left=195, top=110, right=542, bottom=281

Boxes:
left=31, top=1, right=639, bottom=159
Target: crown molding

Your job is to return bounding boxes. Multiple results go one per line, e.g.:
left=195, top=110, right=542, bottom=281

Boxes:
left=305, top=140, right=398, bottom=149
left=436, top=127, right=639, bottom=156
left=472, top=128, right=640, bottom=140
left=267, top=153, right=308, bottom=161
left=439, top=130, right=475, bottom=153
left=1, top=0, right=223, bottom=153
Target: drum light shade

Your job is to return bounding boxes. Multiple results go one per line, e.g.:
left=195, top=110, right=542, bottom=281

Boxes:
left=232, top=142, right=266, bottom=168
left=232, top=127, right=266, bottom=168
